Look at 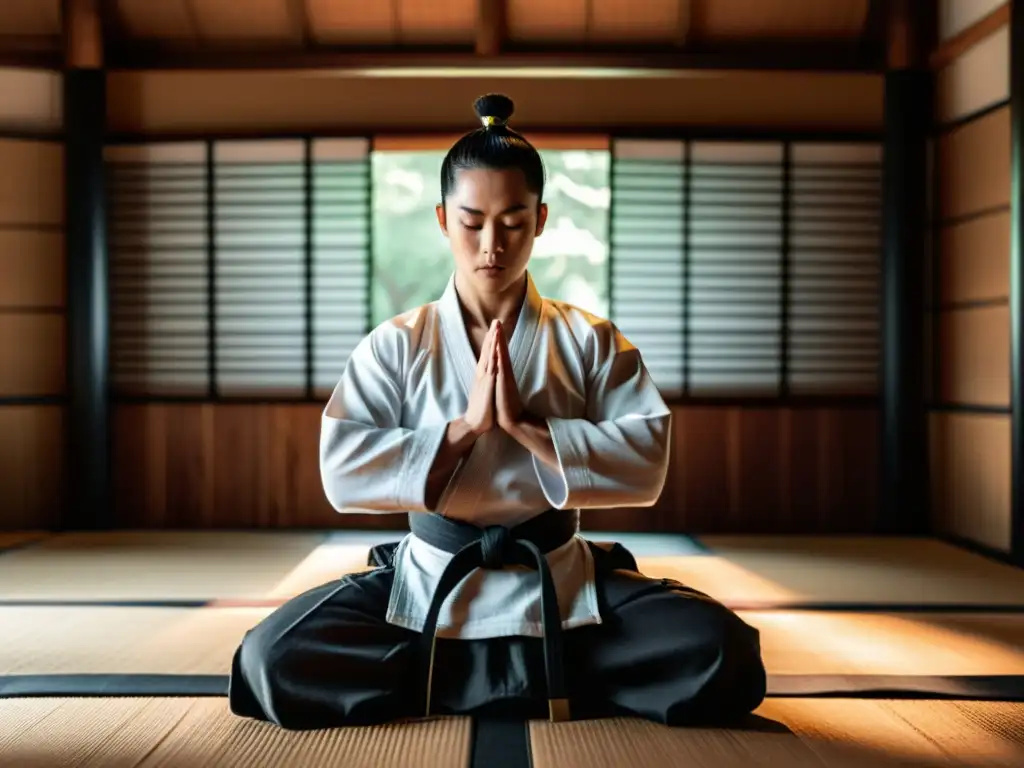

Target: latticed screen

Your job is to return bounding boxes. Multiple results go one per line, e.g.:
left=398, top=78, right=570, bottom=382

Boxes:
left=107, top=135, right=880, bottom=401
left=106, top=138, right=371, bottom=399
left=107, top=143, right=210, bottom=396
left=610, top=138, right=881, bottom=399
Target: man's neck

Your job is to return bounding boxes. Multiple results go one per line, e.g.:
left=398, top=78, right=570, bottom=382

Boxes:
left=454, top=272, right=527, bottom=333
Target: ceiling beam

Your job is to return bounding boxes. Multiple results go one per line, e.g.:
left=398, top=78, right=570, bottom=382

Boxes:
left=286, top=0, right=313, bottom=50
left=182, top=0, right=204, bottom=49
left=105, top=41, right=883, bottom=73
left=0, top=49, right=62, bottom=69
left=476, top=0, right=505, bottom=56
left=676, top=0, right=694, bottom=47
left=64, top=0, right=103, bottom=67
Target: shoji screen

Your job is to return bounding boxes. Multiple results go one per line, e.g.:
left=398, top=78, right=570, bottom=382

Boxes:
left=214, top=140, right=308, bottom=397
left=106, top=143, right=210, bottom=397
left=609, top=137, right=880, bottom=401
left=609, top=140, right=686, bottom=398
left=930, top=9, right=1012, bottom=553
left=788, top=142, right=881, bottom=394
left=107, top=138, right=372, bottom=401
left=311, top=138, right=372, bottom=398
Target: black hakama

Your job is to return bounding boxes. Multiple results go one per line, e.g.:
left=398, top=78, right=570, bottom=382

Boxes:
left=229, top=512, right=767, bottom=731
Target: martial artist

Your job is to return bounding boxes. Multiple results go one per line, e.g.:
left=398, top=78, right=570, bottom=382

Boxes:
left=229, top=94, right=767, bottom=730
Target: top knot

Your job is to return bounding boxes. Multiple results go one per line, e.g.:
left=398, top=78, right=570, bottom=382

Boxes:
left=474, top=93, right=515, bottom=129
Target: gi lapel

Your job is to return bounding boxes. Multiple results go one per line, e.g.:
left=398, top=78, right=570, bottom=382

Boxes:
left=437, top=271, right=544, bottom=396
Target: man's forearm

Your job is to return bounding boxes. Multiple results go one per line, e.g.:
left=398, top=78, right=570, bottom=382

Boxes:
left=424, top=417, right=480, bottom=510
left=507, top=411, right=560, bottom=470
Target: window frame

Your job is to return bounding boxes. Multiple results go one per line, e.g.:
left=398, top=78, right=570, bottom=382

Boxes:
left=104, top=126, right=883, bottom=408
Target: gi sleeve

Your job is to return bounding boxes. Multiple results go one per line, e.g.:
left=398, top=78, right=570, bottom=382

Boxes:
left=320, top=327, right=447, bottom=513
left=533, top=321, right=672, bottom=510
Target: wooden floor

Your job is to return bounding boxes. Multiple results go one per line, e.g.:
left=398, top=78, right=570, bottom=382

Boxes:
left=1, top=531, right=1024, bottom=766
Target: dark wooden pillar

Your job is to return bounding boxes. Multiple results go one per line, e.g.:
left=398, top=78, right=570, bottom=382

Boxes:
left=879, top=0, right=930, bottom=534
left=63, top=0, right=110, bottom=530
left=1011, top=0, right=1024, bottom=565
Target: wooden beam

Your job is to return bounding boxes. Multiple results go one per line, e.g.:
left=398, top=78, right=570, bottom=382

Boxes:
left=106, top=41, right=882, bottom=72
left=0, top=50, right=62, bottom=69
left=476, top=0, right=504, bottom=57
left=676, top=0, right=693, bottom=47
left=287, top=0, right=313, bottom=49
left=930, top=2, right=1009, bottom=70
left=64, top=0, right=103, bottom=67
left=182, top=0, right=205, bottom=50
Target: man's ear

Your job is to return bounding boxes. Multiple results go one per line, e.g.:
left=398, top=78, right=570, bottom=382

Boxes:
left=436, top=203, right=449, bottom=237
left=535, top=203, right=548, bottom=237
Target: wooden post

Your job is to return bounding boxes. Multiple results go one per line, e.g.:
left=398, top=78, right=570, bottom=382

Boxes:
left=63, top=0, right=110, bottom=529
left=879, top=0, right=929, bottom=534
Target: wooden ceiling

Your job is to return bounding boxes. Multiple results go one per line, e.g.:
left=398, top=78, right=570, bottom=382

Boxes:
left=0, top=0, right=884, bottom=69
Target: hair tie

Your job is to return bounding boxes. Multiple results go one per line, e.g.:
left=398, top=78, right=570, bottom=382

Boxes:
left=481, top=115, right=506, bottom=128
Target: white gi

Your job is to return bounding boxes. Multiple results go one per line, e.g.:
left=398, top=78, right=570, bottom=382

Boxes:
left=320, top=271, right=672, bottom=639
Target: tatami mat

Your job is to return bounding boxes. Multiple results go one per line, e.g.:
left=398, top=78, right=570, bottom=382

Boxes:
left=0, top=606, right=265, bottom=675
left=4, top=532, right=1024, bottom=766
left=5, top=605, right=1024, bottom=678
left=529, top=701, right=1024, bottom=767
left=0, top=532, right=331, bottom=600
left=0, top=698, right=471, bottom=768
left=764, top=699, right=1024, bottom=767
left=2, top=697, right=1021, bottom=768
left=750, top=611, right=1024, bottom=675
left=2, top=532, right=1021, bottom=609
left=641, top=536, right=1024, bottom=607
left=0, top=531, right=49, bottom=551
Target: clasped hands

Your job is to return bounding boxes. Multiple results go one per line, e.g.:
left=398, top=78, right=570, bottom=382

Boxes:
left=463, top=318, right=526, bottom=437
left=457, top=319, right=559, bottom=470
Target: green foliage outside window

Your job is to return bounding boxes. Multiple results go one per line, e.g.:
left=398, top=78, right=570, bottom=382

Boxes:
left=370, top=150, right=611, bottom=326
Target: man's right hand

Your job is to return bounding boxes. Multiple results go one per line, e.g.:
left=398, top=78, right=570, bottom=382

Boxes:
left=462, top=319, right=499, bottom=436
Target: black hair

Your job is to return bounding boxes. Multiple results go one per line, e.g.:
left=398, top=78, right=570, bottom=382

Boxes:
left=439, top=94, right=546, bottom=206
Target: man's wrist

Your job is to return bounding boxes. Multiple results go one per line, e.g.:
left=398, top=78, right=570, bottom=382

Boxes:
left=505, top=410, right=543, bottom=440
left=450, top=416, right=484, bottom=446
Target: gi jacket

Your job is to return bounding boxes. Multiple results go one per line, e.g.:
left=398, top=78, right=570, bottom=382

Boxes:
left=320, top=271, right=672, bottom=639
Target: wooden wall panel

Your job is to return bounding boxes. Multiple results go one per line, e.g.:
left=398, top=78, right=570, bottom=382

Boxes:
left=937, top=105, right=1010, bottom=220
left=0, top=315, right=65, bottom=397
left=929, top=14, right=1012, bottom=553
left=938, top=210, right=1010, bottom=304
left=936, top=22, right=1008, bottom=123
left=0, top=406, right=63, bottom=530
left=112, top=403, right=409, bottom=531
left=0, top=68, right=62, bottom=134
left=0, top=79, right=65, bottom=530
left=0, top=230, right=64, bottom=307
left=937, top=305, right=1010, bottom=406
left=930, top=412, right=1011, bottom=552
left=0, top=139, right=64, bottom=226
left=106, top=70, right=883, bottom=135
left=938, top=0, right=1006, bottom=42
left=112, top=403, right=878, bottom=534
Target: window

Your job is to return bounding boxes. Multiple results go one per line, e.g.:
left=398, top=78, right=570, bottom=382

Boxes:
left=107, top=138, right=371, bottom=399
left=610, top=139, right=880, bottom=398
left=107, top=134, right=880, bottom=402
left=370, top=146, right=610, bottom=326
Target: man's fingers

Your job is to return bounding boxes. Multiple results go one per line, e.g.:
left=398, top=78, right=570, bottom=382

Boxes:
left=477, top=321, right=498, bottom=372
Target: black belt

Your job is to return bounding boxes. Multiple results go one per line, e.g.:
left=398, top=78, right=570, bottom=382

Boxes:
left=408, top=508, right=578, bottom=722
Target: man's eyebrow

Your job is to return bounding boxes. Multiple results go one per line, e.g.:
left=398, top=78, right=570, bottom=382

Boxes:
left=458, top=204, right=528, bottom=215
